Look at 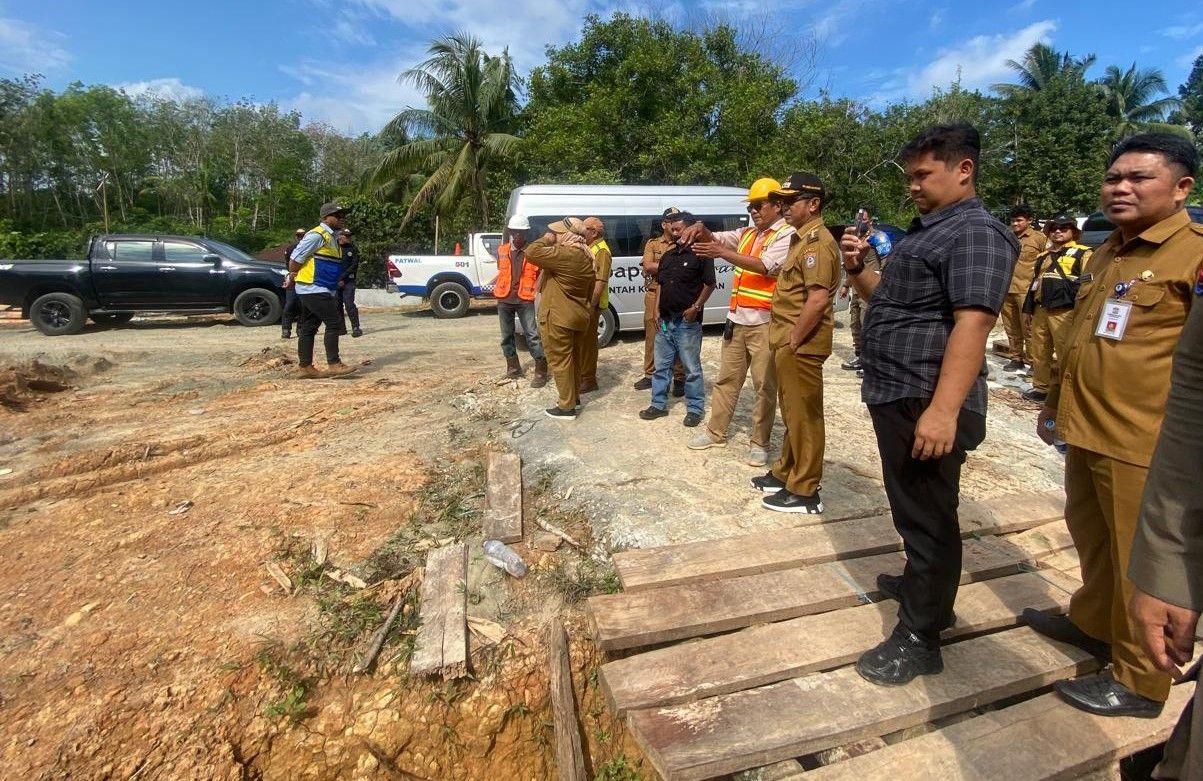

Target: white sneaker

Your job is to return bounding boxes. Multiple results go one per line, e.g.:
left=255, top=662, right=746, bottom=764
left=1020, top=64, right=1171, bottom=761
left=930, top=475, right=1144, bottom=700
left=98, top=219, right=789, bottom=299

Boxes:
left=687, top=433, right=726, bottom=450
left=746, top=446, right=769, bottom=467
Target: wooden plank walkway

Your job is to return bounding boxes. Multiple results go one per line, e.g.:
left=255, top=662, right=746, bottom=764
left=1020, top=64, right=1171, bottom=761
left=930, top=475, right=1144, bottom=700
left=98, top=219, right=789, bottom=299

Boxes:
left=483, top=451, right=523, bottom=543
left=613, top=490, right=1063, bottom=591
left=589, top=493, right=1178, bottom=780
left=409, top=543, right=468, bottom=679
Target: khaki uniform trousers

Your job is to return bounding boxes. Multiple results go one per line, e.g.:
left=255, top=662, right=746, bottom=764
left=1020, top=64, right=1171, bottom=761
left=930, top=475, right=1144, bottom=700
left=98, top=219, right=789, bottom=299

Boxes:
left=1000, top=293, right=1032, bottom=363
left=1064, top=446, right=1171, bottom=702
left=770, top=348, right=826, bottom=495
left=543, top=321, right=584, bottom=411
left=706, top=322, right=777, bottom=447
left=643, top=289, right=684, bottom=380
left=580, top=308, right=600, bottom=386
left=1029, top=307, right=1073, bottom=393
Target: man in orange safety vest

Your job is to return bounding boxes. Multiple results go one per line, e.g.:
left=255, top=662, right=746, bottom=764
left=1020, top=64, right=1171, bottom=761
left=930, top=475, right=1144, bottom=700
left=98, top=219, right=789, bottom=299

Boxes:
left=494, top=214, right=548, bottom=387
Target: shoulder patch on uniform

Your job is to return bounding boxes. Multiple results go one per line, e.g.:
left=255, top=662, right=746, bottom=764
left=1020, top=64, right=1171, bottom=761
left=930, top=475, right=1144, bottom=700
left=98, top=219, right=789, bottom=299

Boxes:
left=805, top=255, right=816, bottom=268
left=807, top=229, right=819, bottom=242
left=1195, top=267, right=1203, bottom=296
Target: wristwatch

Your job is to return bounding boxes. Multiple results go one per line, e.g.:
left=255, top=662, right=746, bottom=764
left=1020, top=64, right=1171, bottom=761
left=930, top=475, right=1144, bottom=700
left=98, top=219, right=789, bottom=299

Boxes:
left=844, top=259, right=866, bottom=276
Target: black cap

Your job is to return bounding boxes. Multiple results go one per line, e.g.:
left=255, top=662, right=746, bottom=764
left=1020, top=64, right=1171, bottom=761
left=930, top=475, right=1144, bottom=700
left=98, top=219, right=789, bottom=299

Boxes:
left=662, top=206, right=683, bottom=219
left=1047, top=213, right=1078, bottom=228
left=320, top=201, right=349, bottom=218
left=775, top=171, right=825, bottom=200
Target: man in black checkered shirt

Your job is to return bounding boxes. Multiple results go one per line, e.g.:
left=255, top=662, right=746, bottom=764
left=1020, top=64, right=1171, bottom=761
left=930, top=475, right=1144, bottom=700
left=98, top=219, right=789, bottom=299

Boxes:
left=840, top=123, right=1018, bottom=686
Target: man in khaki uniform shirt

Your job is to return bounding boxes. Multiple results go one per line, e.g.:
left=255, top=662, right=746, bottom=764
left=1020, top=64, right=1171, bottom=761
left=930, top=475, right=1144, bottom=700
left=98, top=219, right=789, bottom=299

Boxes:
left=749, top=172, right=840, bottom=514
left=578, top=217, right=612, bottom=393
left=681, top=177, right=794, bottom=467
left=1000, top=204, right=1048, bottom=373
left=524, top=218, right=597, bottom=419
left=1027, top=133, right=1203, bottom=717
left=636, top=207, right=685, bottom=392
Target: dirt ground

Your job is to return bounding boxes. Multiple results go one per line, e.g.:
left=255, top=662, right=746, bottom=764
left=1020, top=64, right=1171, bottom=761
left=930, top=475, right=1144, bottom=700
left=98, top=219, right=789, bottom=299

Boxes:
left=0, top=302, right=1062, bottom=779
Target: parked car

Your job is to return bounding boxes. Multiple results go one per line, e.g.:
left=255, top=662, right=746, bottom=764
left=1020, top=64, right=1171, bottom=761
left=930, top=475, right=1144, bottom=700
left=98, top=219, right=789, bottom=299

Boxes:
left=384, top=232, right=504, bottom=318
left=0, top=234, right=287, bottom=335
left=1080, top=206, right=1203, bottom=247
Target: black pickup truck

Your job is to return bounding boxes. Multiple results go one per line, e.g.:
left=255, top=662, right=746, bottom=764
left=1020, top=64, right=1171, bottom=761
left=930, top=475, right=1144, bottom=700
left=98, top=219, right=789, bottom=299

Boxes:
left=0, top=234, right=288, bottom=335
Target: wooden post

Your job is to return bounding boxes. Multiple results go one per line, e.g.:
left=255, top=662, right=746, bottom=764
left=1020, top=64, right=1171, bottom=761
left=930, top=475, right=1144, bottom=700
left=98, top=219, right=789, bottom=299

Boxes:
left=549, top=619, right=587, bottom=781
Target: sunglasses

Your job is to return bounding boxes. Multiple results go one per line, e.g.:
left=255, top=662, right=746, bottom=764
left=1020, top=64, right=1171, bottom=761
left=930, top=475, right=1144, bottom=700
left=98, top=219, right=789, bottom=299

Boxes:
left=746, top=201, right=771, bottom=212
left=1049, top=224, right=1074, bottom=231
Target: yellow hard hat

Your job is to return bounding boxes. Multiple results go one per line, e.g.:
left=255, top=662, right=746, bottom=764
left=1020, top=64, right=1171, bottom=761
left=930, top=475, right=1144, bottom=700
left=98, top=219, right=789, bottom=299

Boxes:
left=745, top=177, right=782, bottom=202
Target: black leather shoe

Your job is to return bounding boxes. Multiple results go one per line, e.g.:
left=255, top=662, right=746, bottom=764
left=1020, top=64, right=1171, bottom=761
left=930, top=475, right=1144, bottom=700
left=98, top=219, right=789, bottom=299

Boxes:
left=751, top=471, right=786, bottom=493
left=1054, top=672, right=1163, bottom=718
left=638, top=406, right=668, bottom=420
left=1022, top=609, right=1110, bottom=661
left=856, top=628, right=943, bottom=686
left=672, top=380, right=686, bottom=397
left=544, top=406, right=578, bottom=419
left=683, top=412, right=702, bottom=427
left=1002, top=359, right=1026, bottom=373
left=1021, top=388, right=1048, bottom=402
left=762, top=489, right=823, bottom=514
left=841, top=356, right=862, bottom=371
left=633, top=377, right=653, bottom=391
left=876, top=574, right=957, bottom=629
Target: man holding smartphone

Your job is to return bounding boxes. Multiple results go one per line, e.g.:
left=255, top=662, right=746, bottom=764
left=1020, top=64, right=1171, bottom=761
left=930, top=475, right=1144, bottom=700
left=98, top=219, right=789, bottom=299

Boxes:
left=842, top=206, right=892, bottom=376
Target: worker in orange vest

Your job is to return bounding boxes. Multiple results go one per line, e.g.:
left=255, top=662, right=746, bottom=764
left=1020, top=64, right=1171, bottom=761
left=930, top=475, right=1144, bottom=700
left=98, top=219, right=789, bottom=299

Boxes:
left=494, top=215, right=548, bottom=387
left=680, top=177, right=794, bottom=466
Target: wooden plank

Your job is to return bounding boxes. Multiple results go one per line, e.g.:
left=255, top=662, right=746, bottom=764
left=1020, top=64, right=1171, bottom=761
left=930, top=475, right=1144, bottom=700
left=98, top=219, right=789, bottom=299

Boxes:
left=409, top=543, right=468, bottom=679
left=628, top=626, right=1099, bottom=781
left=614, top=491, right=1063, bottom=592
left=995, top=520, right=1073, bottom=558
left=601, top=571, right=1080, bottom=715
left=483, top=451, right=523, bottom=544
left=549, top=618, right=588, bottom=781
left=589, top=538, right=1029, bottom=652
left=803, top=685, right=1193, bottom=780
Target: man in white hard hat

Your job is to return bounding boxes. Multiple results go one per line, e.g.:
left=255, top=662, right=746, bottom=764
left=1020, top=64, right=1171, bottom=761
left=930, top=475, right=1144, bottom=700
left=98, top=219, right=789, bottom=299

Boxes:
left=493, top=215, right=548, bottom=387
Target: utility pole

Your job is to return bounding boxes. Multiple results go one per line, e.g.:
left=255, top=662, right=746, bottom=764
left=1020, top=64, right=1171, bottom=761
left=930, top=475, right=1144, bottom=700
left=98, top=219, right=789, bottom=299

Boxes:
left=434, top=214, right=440, bottom=254
left=96, top=173, right=111, bottom=234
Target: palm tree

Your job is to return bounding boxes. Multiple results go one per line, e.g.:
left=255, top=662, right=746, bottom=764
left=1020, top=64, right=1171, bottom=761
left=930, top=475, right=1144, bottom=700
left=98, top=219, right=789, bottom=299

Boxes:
left=992, top=43, right=1096, bottom=98
left=1097, top=63, right=1184, bottom=138
left=371, top=33, right=520, bottom=229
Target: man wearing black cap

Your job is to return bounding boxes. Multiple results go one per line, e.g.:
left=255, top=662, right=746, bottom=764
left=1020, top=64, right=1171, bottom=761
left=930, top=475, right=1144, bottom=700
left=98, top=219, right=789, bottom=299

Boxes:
left=335, top=229, right=363, bottom=338
left=636, top=207, right=686, bottom=394
left=1021, top=213, right=1091, bottom=402
left=287, top=202, right=355, bottom=378
left=840, top=123, right=1018, bottom=685
left=281, top=228, right=306, bottom=339
left=750, top=172, right=840, bottom=513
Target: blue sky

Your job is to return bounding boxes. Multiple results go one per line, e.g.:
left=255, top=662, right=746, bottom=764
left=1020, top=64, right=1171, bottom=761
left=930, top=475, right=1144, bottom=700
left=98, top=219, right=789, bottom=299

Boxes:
left=2, top=0, right=1200, bottom=135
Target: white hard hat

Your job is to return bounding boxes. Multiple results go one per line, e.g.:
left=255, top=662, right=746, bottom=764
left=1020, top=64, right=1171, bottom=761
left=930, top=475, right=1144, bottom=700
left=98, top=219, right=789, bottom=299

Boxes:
left=507, top=214, right=530, bottom=231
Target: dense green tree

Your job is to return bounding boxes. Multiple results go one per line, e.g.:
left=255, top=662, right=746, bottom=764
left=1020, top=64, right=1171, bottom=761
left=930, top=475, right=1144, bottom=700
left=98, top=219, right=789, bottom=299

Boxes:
left=371, top=33, right=520, bottom=230
left=1098, top=63, right=1182, bottom=138
left=1172, top=53, right=1203, bottom=139
left=992, top=43, right=1096, bottom=98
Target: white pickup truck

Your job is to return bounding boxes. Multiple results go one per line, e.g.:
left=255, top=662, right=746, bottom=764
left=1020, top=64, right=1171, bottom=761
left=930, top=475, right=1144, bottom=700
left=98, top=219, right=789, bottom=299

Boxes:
left=385, top=232, right=504, bottom=318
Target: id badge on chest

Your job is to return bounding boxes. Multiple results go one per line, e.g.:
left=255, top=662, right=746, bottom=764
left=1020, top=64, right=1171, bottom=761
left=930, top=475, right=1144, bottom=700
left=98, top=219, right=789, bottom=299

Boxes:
left=1095, top=299, right=1132, bottom=341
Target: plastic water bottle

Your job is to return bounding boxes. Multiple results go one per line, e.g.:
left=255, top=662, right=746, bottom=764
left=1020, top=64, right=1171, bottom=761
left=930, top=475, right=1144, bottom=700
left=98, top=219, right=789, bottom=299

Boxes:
left=1042, top=418, right=1068, bottom=455
left=483, top=540, right=527, bottom=578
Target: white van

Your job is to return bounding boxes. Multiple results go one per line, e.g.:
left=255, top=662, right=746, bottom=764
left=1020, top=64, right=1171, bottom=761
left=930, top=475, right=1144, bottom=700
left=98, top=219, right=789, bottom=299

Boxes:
left=505, top=184, right=754, bottom=346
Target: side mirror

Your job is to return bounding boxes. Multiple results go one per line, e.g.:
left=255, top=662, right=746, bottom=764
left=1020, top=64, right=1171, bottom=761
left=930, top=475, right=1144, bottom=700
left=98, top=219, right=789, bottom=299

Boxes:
left=203, top=253, right=221, bottom=264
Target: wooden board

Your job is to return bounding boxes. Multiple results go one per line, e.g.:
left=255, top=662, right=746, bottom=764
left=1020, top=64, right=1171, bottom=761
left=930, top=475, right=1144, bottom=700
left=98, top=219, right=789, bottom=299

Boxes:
left=614, top=491, right=1063, bottom=592
left=483, top=451, right=523, bottom=544
left=549, top=619, right=588, bottom=781
left=627, top=626, right=1098, bottom=781
left=803, top=685, right=1194, bottom=780
left=601, top=571, right=1080, bottom=715
left=409, top=543, right=468, bottom=679
left=589, top=538, right=1031, bottom=652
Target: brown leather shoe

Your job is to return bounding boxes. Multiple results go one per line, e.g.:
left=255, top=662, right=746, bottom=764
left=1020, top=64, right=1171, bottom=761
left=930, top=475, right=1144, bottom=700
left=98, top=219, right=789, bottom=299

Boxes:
left=296, top=365, right=324, bottom=380
left=505, top=354, right=523, bottom=378
left=531, top=358, right=549, bottom=388
left=324, top=362, right=357, bottom=377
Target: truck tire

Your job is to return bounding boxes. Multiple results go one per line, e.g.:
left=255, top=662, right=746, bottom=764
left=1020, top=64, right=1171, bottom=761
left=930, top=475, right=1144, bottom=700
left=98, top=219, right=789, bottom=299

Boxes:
left=232, top=288, right=282, bottom=326
left=429, top=281, right=471, bottom=318
left=597, top=306, right=618, bottom=348
left=31, top=292, right=86, bottom=336
left=90, top=312, right=135, bottom=325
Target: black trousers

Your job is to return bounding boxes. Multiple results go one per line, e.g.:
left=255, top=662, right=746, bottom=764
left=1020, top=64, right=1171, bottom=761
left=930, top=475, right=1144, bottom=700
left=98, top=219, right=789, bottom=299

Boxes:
left=335, top=282, right=360, bottom=329
left=297, top=293, right=342, bottom=366
left=868, top=398, right=987, bottom=646
left=281, top=286, right=302, bottom=332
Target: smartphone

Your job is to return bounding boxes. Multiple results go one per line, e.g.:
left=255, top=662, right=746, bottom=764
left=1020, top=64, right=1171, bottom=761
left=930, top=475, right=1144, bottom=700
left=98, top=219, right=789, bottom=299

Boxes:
left=856, top=220, right=869, bottom=239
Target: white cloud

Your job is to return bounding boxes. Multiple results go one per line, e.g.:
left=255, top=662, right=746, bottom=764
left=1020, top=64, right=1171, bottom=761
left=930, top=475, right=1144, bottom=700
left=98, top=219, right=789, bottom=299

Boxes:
left=1179, top=44, right=1203, bottom=68
left=1010, top=0, right=1037, bottom=13
left=115, top=77, right=204, bottom=102
left=1161, top=23, right=1203, bottom=41
left=929, top=8, right=946, bottom=29
left=0, top=15, right=70, bottom=74
left=281, top=58, right=426, bottom=134
left=902, top=19, right=1057, bottom=98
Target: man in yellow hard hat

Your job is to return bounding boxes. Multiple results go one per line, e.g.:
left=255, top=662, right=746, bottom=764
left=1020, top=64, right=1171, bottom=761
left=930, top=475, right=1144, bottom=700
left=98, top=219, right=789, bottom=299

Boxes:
left=681, top=178, right=794, bottom=466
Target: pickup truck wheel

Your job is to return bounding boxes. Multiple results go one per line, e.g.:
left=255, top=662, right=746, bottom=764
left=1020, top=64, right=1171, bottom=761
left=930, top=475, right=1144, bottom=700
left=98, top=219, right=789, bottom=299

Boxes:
left=31, top=292, right=86, bottom=336
left=429, top=281, right=471, bottom=319
left=597, top=306, right=618, bottom=348
left=90, top=312, right=135, bottom=325
left=233, top=288, right=282, bottom=326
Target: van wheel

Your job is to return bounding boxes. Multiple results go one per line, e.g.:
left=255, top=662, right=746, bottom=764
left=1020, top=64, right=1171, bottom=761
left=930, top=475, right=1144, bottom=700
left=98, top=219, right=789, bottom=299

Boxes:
left=233, top=288, right=283, bottom=326
left=430, top=281, right=471, bottom=318
left=90, top=312, right=135, bottom=325
left=597, top=306, right=617, bottom=348
left=31, top=292, right=86, bottom=336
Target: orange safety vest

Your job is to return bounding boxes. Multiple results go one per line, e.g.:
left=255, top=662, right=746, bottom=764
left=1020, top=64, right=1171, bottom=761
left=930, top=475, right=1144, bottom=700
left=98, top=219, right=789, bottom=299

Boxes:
left=730, top=225, right=789, bottom=311
left=494, top=243, right=538, bottom=302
